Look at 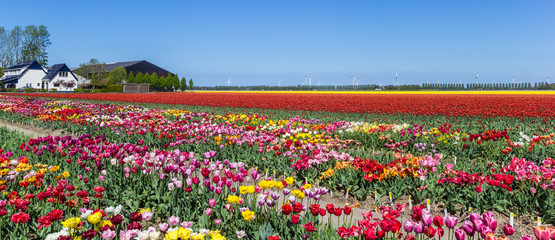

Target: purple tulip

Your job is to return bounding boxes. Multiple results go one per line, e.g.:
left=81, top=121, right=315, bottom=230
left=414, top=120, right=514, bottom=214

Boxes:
left=455, top=228, right=466, bottom=240
left=445, top=215, right=458, bottom=229
left=413, top=222, right=424, bottom=234
left=404, top=220, right=414, bottom=233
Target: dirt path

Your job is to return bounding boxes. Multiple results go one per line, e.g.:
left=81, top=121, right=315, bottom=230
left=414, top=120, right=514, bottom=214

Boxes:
left=0, top=119, right=63, bottom=138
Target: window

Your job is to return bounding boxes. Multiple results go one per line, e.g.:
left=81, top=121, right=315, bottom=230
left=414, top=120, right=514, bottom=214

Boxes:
left=37, top=83, right=40, bottom=86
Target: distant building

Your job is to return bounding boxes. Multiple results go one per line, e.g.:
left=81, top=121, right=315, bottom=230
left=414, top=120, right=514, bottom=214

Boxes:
left=72, top=60, right=174, bottom=86
left=0, top=61, right=78, bottom=91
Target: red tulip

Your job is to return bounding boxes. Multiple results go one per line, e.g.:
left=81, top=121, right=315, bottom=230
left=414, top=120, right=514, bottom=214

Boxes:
left=10, top=212, right=30, bottom=223
left=302, top=222, right=317, bottom=232
left=424, top=226, right=436, bottom=238
left=433, top=215, right=444, bottom=227
left=291, top=215, right=300, bottom=224
left=343, top=206, right=352, bottom=215
left=282, top=204, right=293, bottom=215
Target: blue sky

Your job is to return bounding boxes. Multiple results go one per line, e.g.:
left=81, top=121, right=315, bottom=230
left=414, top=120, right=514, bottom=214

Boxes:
left=2, top=1, right=554, bottom=86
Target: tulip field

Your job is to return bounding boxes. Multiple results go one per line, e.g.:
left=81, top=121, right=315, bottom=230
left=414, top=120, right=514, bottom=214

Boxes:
left=0, top=92, right=554, bottom=240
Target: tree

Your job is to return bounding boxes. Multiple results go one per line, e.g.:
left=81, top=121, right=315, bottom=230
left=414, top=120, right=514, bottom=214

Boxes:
left=128, top=72, right=135, bottom=83
left=150, top=75, right=159, bottom=90
left=76, top=58, right=105, bottom=90
left=142, top=72, right=150, bottom=84
left=189, top=78, right=193, bottom=90
left=0, top=67, right=4, bottom=79
left=0, top=26, right=22, bottom=68
left=108, top=66, right=127, bottom=85
left=134, top=72, right=143, bottom=84
left=172, top=75, right=180, bottom=91
left=180, top=77, right=187, bottom=91
left=0, top=27, right=7, bottom=68
left=149, top=72, right=158, bottom=86
left=159, top=76, right=167, bottom=91
left=20, top=25, right=51, bottom=66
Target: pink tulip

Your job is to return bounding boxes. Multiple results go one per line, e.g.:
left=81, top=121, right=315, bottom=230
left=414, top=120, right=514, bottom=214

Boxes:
left=462, top=220, right=474, bottom=236
left=413, top=222, right=424, bottom=234
left=214, top=219, right=222, bottom=225
left=445, top=215, right=458, bottom=229
left=455, top=228, right=466, bottom=240
left=422, top=214, right=433, bottom=226
left=404, top=220, right=414, bottom=233
left=533, top=226, right=551, bottom=240
left=483, top=216, right=497, bottom=231
left=472, top=219, right=484, bottom=232
left=469, top=212, right=481, bottom=222
left=209, top=199, right=216, bottom=207
left=503, top=223, right=515, bottom=236
left=205, top=208, right=213, bottom=216
left=520, top=235, right=533, bottom=240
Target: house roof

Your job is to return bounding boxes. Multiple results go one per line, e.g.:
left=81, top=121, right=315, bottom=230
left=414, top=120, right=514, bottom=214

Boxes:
left=43, top=64, right=65, bottom=80
left=104, top=60, right=144, bottom=72
left=1, top=75, right=19, bottom=84
left=5, top=61, right=36, bottom=70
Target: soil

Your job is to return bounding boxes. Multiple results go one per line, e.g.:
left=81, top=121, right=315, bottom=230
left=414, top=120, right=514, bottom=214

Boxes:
left=0, top=119, right=63, bottom=138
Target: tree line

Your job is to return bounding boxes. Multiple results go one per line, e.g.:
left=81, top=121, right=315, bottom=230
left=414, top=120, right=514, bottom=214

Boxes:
left=0, top=25, right=51, bottom=75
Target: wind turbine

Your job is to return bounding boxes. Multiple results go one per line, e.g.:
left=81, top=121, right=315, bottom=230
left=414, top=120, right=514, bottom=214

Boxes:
left=226, top=78, right=231, bottom=87
left=308, top=76, right=312, bottom=87
left=436, top=74, right=440, bottom=84
left=350, top=76, right=357, bottom=88
left=318, top=80, right=322, bottom=87
left=277, top=79, right=282, bottom=87
left=475, top=74, right=479, bottom=84
left=547, top=76, right=550, bottom=84
left=304, top=74, right=309, bottom=86
left=395, top=72, right=399, bottom=86
left=512, top=76, right=515, bottom=84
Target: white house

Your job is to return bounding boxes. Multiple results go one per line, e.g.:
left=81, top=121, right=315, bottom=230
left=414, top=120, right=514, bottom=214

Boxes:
left=42, top=64, right=79, bottom=91
left=0, top=61, right=78, bottom=91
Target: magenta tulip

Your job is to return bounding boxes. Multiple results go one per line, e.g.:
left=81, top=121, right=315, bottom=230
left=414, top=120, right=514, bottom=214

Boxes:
left=414, top=222, right=424, bottom=234
left=503, top=223, right=515, bottom=236
left=404, top=220, right=414, bottom=233
left=445, top=215, right=458, bottom=229
left=455, top=228, right=466, bottom=240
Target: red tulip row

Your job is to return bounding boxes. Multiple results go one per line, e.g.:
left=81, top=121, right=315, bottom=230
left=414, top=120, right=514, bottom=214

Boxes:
left=7, top=92, right=555, bottom=118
